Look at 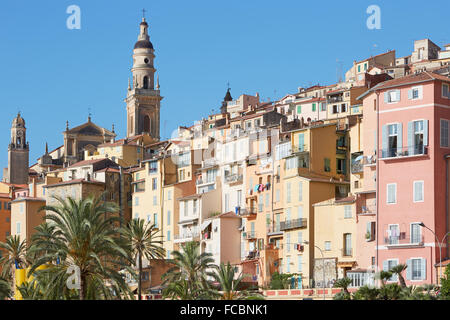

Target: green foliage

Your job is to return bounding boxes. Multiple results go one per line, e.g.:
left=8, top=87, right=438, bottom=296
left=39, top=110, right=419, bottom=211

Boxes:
left=0, top=277, right=11, bottom=300
left=352, top=285, right=379, bottom=300
left=269, top=272, right=294, bottom=289
left=440, top=264, right=450, bottom=299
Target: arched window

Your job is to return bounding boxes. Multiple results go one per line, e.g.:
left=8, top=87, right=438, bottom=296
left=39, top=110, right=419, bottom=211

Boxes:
left=17, top=137, right=21, bottom=145
left=144, top=115, right=151, bottom=133
left=143, top=76, right=149, bottom=89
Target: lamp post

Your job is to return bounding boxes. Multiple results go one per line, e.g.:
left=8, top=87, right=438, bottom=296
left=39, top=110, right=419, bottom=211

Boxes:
left=304, top=241, right=326, bottom=300
left=419, top=223, right=450, bottom=284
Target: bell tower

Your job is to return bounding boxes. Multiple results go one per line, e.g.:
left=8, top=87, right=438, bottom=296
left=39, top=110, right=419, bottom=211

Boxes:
left=7, top=113, right=29, bottom=184
left=125, top=14, right=162, bottom=140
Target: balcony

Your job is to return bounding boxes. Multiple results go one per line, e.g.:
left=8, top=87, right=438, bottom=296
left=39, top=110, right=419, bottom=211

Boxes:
left=351, top=161, right=364, bottom=174
left=243, top=231, right=257, bottom=239
left=342, top=248, right=353, bottom=257
left=224, top=174, right=243, bottom=184
left=239, top=207, right=257, bottom=217
left=174, top=231, right=200, bottom=243
left=280, top=218, right=307, bottom=231
left=267, top=224, right=282, bottom=236
left=292, top=145, right=309, bottom=154
left=358, top=204, right=376, bottom=215
left=244, top=250, right=260, bottom=260
left=384, top=234, right=424, bottom=247
left=327, top=96, right=343, bottom=103
left=196, top=178, right=215, bottom=186
left=380, top=145, right=427, bottom=160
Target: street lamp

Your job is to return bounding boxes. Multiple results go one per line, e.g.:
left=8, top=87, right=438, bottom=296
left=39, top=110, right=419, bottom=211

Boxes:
left=303, top=241, right=326, bottom=300
left=419, top=222, right=450, bottom=284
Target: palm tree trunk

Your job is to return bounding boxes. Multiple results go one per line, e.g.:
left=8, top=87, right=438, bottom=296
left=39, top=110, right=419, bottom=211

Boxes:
left=148, top=260, right=152, bottom=295
left=399, top=274, right=407, bottom=288
left=12, top=267, right=16, bottom=299
left=79, top=273, right=85, bottom=300
left=138, top=251, right=142, bottom=300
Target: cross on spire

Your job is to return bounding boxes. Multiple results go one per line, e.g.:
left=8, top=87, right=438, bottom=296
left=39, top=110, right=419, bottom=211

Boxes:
left=142, top=8, right=146, bottom=20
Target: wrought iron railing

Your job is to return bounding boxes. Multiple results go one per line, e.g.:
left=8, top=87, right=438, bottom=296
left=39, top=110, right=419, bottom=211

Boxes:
left=280, top=218, right=307, bottom=231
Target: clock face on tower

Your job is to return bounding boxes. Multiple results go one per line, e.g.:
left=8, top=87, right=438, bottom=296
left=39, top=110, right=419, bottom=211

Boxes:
left=17, top=131, right=23, bottom=137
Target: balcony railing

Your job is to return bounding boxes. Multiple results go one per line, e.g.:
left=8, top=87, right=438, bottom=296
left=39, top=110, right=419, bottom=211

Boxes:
left=267, top=224, right=282, bottom=234
left=196, top=178, right=215, bottom=185
left=239, top=207, right=257, bottom=216
left=292, top=145, right=308, bottom=153
left=358, top=204, right=376, bottom=215
left=327, top=96, right=343, bottom=103
left=351, top=161, right=364, bottom=174
left=380, top=145, right=427, bottom=159
left=225, top=174, right=243, bottom=184
left=342, top=248, right=353, bottom=257
left=244, top=231, right=257, bottom=239
left=174, top=231, right=200, bottom=241
left=384, top=234, right=424, bottom=246
left=280, top=218, right=307, bottom=231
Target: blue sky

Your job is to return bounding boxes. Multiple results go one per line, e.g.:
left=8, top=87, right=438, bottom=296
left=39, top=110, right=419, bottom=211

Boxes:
left=0, top=0, right=448, bottom=173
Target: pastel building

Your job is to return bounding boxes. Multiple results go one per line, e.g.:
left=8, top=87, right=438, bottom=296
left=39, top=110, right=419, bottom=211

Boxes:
left=360, top=71, right=450, bottom=285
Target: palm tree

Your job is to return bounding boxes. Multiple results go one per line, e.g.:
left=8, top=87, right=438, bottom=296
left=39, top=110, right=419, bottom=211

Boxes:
left=28, top=195, right=133, bottom=300
left=0, top=277, right=11, bottom=300
left=211, top=262, right=263, bottom=300
left=333, top=277, right=352, bottom=296
left=389, top=264, right=407, bottom=288
left=120, top=218, right=165, bottom=300
left=0, top=235, right=28, bottom=296
left=162, top=241, right=216, bottom=299
left=377, top=270, right=393, bottom=287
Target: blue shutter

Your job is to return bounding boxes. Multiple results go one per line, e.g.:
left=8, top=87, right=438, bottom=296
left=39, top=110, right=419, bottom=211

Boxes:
left=396, top=89, right=401, bottom=101
left=406, top=259, right=412, bottom=280
left=407, top=122, right=414, bottom=155
left=423, top=120, right=428, bottom=146
left=421, top=258, right=427, bottom=280
left=408, top=89, right=413, bottom=100
left=383, top=260, right=388, bottom=271
left=397, top=123, right=403, bottom=155
left=384, top=92, right=389, bottom=103
left=381, top=125, right=388, bottom=157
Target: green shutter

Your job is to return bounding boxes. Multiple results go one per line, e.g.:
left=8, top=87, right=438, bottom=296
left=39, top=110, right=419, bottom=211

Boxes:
left=312, top=103, right=316, bottom=111
left=297, top=105, right=302, bottom=114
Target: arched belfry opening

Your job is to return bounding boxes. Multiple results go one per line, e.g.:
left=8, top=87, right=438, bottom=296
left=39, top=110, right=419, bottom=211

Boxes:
left=144, top=115, right=151, bottom=133
left=143, top=76, right=149, bottom=89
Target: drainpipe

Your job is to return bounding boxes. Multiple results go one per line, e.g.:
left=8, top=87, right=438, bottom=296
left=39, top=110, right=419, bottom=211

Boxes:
left=375, top=90, right=380, bottom=287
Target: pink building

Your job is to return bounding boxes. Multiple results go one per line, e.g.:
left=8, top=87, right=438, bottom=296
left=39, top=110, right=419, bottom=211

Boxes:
left=360, top=71, right=450, bottom=285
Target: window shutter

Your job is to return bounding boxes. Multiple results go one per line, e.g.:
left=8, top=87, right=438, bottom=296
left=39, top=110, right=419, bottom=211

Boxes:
left=407, top=122, right=414, bottom=155
left=406, top=259, right=412, bottom=280
left=371, top=222, right=376, bottom=240
left=396, top=89, right=401, bottom=101
left=408, top=89, right=413, bottom=100
left=421, top=258, right=427, bottom=280
left=384, top=92, right=389, bottom=103
left=298, top=181, right=303, bottom=201
left=423, top=120, right=428, bottom=146
left=397, top=123, right=403, bottom=154
left=383, top=260, right=388, bottom=271
left=297, top=206, right=303, bottom=219
left=382, top=125, right=388, bottom=157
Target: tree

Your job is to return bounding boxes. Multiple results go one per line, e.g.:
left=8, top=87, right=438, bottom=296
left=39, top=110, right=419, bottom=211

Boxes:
left=333, top=277, right=352, bottom=295
left=377, top=270, right=393, bottom=287
left=440, top=264, right=450, bottom=299
left=352, top=285, right=379, bottom=300
left=0, top=277, right=11, bottom=300
left=0, top=235, right=28, bottom=296
left=210, top=262, right=263, bottom=300
left=269, top=272, right=294, bottom=289
left=120, top=218, right=165, bottom=300
left=389, top=264, right=407, bottom=288
left=162, top=241, right=216, bottom=300
left=28, top=195, right=133, bottom=300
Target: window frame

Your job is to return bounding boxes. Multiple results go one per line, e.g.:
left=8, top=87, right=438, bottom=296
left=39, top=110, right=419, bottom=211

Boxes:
left=413, top=180, right=424, bottom=203
left=386, top=183, right=397, bottom=204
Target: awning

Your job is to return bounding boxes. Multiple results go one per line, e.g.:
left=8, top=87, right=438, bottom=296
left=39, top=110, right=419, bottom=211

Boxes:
left=201, top=220, right=212, bottom=231
left=354, top=155, right=364, bottom=162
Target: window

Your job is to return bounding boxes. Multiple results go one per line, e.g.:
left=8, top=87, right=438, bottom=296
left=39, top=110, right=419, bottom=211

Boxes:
left=135, top=197, right=139, bottom=206
left=385, top=260, right=398, bottom=282
left=385, top=90, right=400, bottom=103
left=388, top=124, right=398, bottom=157
left=297, top=105, right=302, bottom=113
left=179, top=169, right=185, bottom=181
left=286, top=256, right=290, bottom=273
left=321, top=102, right=326, bottom=111
left=237, top=190, right=242, bottom=206
left=147, top=214, right=151, bottom=222
left=408, top=258, right=426, bottom=281
left=312, top=103, right=316, bottom=112
left=298, top=182, right=303, bottom=202
left=442, top=83, right=450, bottom=98
left=167, top=190, right=172, bottom=200
left=167, top=210, right=171, bottom=225
left=336, top=158, right=345, bottom=174
left=153, top=196, right=157, bottom=205
left=325, top=241, right=331, bottom=251
left=324, top=158, right=331, bottom=172
left=152, top=178, right=157, bottom=190
left=258, top=195, right=263, bottom=212
left=286, top=183, right=291, bottom=203
left=153, top=213, right=158, bottom=228
left=441, top=119, right=449, bottom=147
left=413, top=181, right=424, bottom=202
left=297, top=231, right=302, bottom=245
left=286, top=157, right=298, bottom=170
left=193, top=199, right=198, bottom=213
left=275, top=189, right=280, bottom=202
left=344, top=205, right=352, bottom=218
left=408, top=86, right=422, bottom=100
left=265, top=194, right=269, bottom=207
left=387, top=183, right=397, bottom=204
left=366, top=222, right=376, bottom=241
left=344, top=234, right=352, bottom=256
left=413, top=120, right=424, bottom=152
left=167, top=231, right=171, bottom=241
left=332, top=105, right=338, bottom=114
left=297, top=206, right=303, bottom=219
left=341, top=103, right=347, bottom=113
left=16, top=222, right=21, bottom=234
left=286, top=233, right=291, bottom=253
left=411, top=223, right=422, bottom=243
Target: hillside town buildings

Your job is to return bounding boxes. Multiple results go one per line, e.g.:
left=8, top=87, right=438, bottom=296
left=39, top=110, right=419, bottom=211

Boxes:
left=1, top=16, right=450, bottom=293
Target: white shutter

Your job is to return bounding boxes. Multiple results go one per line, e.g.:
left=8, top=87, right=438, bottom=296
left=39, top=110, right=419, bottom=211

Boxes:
left=421, top=258, right=427, bottom=280
left=406, top=259, right=412, bottom=280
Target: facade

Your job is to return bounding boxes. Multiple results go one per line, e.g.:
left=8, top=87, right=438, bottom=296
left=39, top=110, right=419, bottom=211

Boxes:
left=0, top=193, right=11, bottom=246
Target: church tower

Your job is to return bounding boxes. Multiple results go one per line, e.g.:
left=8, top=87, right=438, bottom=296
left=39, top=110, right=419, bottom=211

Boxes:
left=7, top=113, right=29, bottom=184
left=125, top=16, right=162, bottom=140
